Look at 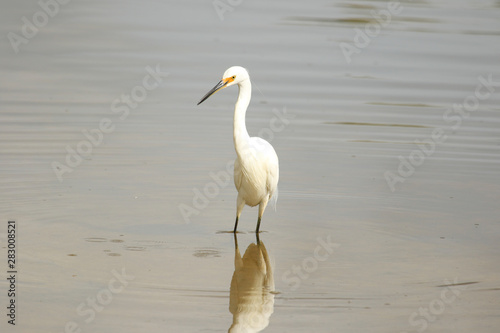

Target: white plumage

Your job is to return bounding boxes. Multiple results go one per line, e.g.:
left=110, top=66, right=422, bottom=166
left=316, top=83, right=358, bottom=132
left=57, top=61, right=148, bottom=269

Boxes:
left=198, top=66, right=279, bottom=233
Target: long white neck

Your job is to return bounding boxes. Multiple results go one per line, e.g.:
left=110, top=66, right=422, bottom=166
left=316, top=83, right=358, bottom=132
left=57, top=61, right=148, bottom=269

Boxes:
left=233, top=79, right=251, bottom=158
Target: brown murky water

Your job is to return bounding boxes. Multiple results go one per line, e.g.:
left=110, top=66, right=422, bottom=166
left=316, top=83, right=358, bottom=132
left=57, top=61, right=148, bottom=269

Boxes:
left=1, top=0, right=500, bottom=332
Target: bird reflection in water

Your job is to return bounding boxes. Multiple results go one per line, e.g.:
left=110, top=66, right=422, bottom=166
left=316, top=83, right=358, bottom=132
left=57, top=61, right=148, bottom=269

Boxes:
left=228, top=234, right=275, bottom=332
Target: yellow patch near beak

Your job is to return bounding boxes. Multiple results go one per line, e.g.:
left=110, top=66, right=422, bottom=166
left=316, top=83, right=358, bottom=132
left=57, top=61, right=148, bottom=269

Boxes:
left=223, top=76, right=235, bottom=84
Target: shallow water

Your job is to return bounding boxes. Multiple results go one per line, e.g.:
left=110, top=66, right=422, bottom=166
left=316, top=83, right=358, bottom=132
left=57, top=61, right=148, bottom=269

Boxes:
left=1, top=0, right=500, bottom=332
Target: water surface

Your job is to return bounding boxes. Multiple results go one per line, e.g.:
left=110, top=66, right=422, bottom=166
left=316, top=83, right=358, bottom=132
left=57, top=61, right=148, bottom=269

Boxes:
left=1, top=0, right=499, bottom=332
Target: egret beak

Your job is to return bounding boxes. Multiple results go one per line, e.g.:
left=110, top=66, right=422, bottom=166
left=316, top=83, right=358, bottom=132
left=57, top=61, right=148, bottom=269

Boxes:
left=197, top=79, right=227, bottom=105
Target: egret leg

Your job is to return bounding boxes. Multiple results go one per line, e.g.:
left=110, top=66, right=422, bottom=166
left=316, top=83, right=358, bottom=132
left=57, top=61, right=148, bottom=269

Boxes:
left=234, top=195, right=245, bottom=233
left=256, top=196, right=269, bottom=234
left=233, top=216, right=239, bottom=233
left=256, top=217, right=262, bottom=234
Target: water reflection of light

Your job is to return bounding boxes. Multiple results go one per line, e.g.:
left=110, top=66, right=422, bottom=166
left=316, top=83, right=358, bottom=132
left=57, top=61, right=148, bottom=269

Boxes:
left=228, top=234, right=275, bottom=333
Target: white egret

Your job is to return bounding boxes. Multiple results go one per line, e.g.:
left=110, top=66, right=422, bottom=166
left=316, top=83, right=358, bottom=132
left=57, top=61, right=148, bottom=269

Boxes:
left=197, top=66, right=279, bottom=233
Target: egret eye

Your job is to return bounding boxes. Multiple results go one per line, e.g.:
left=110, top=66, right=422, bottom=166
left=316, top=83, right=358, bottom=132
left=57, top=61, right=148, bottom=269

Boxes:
left=232, top=75, right=236, bottom=79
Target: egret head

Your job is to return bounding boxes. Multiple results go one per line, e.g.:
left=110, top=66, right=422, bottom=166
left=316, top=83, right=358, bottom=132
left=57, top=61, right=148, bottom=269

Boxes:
left=197, top=66, right=249, bottom=105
